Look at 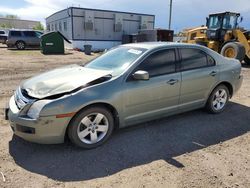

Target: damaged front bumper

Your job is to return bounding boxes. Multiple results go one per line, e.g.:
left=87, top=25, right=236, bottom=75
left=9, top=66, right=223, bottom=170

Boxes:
left=7, top=96, right=70, bottom=144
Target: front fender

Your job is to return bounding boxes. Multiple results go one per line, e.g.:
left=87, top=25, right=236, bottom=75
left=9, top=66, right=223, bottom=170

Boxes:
left=39, top=79, right=123, bottom=119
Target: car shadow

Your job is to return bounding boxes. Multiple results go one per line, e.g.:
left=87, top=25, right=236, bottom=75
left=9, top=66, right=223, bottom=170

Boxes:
left=8, top=102, right=250, bottom=181
left=8, top=48, right=41, bottom=51
left=42, top=52, right=74, bottom=55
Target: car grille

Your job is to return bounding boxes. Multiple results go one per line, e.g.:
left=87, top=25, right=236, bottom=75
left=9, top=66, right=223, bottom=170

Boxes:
left=14, top=87, right=33, bottom=109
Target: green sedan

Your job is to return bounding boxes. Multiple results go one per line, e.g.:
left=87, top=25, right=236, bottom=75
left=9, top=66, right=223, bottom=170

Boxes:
left=6, top=42, right=243, bottom=148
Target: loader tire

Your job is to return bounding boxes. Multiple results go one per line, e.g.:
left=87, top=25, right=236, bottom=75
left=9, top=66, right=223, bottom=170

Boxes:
left=244, top=56, right=250, bottom=65
left=221, top=42, right=245, bottom=62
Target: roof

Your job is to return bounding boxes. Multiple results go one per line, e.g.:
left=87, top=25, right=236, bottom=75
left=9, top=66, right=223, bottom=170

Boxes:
left=8, top=29, right=43, bottom=32
left=46, top=7, right=155, bottom=20
left=209, top=12, right=240, bottom=16
left=122, top=42, right=202, bottom=50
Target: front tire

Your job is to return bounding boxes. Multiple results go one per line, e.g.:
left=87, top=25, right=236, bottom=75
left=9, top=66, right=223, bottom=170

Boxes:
left=206, top=85, right=229, bottom=114
left=68, top=106, right=114, bottom=149
left=221, top=42, right=245, bottom=62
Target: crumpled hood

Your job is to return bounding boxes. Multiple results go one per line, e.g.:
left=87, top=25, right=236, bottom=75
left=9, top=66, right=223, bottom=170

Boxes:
left=21, top=64, right=112, bottom=99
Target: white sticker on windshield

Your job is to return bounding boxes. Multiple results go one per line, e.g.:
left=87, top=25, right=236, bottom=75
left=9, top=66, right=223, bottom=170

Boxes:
left=128, top=49, right=143, bottom=55
left=121, top=62, right=130, bottom=69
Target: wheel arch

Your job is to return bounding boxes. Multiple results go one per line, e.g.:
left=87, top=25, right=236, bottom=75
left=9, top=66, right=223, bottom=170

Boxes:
left=15, top=40, right=26, bottom=45
left=15, top=40, right=26, bottom=49
left=209, top=81, right=233, bottom=99
left=65, top=102, right=120, bottom=141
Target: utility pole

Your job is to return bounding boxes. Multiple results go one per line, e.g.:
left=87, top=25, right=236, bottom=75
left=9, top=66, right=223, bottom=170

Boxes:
left=169, top=0, right=173, bottom=30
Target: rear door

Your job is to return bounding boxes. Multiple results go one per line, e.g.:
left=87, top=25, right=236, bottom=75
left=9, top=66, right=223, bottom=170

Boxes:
left=123, top=48, right=181, bottom=125
left=178, top=48, right=218, bottom=111
left=8, top=31, right=22, bottom=44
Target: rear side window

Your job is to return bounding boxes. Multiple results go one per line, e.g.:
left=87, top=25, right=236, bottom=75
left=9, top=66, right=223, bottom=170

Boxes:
left=10, top=31, right=22, bottom=37
left=180, top=48, right=213, bottom=71
left=137, top=49, right=176, bottom=77
left=207, top=55, right=216, bottom=66
left=23, top=31, right=36, bottom=37
left=0, top=31, right=5, bottom=34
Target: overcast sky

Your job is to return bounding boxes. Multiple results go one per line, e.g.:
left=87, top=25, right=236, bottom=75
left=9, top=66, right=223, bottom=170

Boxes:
left=0, top=0, right=249, bottom=31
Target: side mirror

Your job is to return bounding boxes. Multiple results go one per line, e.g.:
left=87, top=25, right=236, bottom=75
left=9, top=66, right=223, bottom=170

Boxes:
left=133, top=70, right=149, bottom=81
left=206, top=17, right=209, bottom=27
left=240, top=16, right=243, bottom=23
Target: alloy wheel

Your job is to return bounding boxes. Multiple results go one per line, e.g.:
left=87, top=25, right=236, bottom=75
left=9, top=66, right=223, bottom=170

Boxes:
left=77, top=113, right=109, bottom=144
left=212, top=89, right=228, bottom=111
left=17, top=42, right=25, bottom=50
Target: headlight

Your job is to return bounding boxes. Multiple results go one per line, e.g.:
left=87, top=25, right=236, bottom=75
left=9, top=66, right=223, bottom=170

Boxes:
left=27, top=100, right=51, bottom=119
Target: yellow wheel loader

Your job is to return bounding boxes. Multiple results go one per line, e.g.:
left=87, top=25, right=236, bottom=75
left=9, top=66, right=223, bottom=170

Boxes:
left=185, top=12, right=250, bottom=64
left=182, top=26, right=207, bottom=44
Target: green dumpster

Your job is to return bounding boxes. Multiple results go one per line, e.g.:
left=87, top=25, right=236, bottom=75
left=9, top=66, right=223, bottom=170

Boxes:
left=40, top=31, right=71, bottom=54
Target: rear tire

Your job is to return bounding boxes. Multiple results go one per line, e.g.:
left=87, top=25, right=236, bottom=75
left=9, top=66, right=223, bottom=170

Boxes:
left=221, top=42, right=245, bottom=62
left=244, top=56, right=250, bottom=65
left=206, top=85, right=229, bottom=114
left=68, top=106, right=114, bottom=149
left=16, top=41, right=26, bottom=50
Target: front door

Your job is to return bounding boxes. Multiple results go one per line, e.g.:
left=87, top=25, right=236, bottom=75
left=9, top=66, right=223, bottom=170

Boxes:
left=123, top=48, right=181, bottom=126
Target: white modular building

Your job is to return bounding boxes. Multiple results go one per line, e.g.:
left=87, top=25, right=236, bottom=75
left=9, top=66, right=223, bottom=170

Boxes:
left=46, top=7, right=155, bottom=50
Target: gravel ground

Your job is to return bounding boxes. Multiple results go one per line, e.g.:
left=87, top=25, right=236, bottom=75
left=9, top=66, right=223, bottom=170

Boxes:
left=0, top=45, right=250, bottom=188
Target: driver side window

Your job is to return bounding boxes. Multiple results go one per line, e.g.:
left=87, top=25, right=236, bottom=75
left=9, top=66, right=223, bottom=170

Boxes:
left=136, top=49, right=176, bottom=77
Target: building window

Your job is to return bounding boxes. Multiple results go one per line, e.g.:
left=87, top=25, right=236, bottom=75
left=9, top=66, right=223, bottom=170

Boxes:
left=51, top=24, right=54, bottom=31
left=63, top=21, right=67, bottom=31
left=55, top=23, right=58, bottom=31
left=59, top=22, right=62, bottom=31
left=47, top=24, right=50, bottom=31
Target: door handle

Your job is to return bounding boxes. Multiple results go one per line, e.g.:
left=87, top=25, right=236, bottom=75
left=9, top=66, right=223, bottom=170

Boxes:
left=167, top=79, right=179, bottom=85
left=209, top=71, right=217, bottom=77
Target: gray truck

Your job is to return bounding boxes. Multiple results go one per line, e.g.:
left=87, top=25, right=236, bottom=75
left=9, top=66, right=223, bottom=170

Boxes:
left=0, top=30, right=8, bottom=44
left=6, top=30, right=43, bottom=49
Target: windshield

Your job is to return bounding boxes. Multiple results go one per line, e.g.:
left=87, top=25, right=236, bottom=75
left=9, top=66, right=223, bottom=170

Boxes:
left=222, top=15, right=237, bottom=29
left=35, top=31, right=43, bottom=38
left=85, top=46, right=147, bottom=76
left=208, top=15, right=222, bottom=29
